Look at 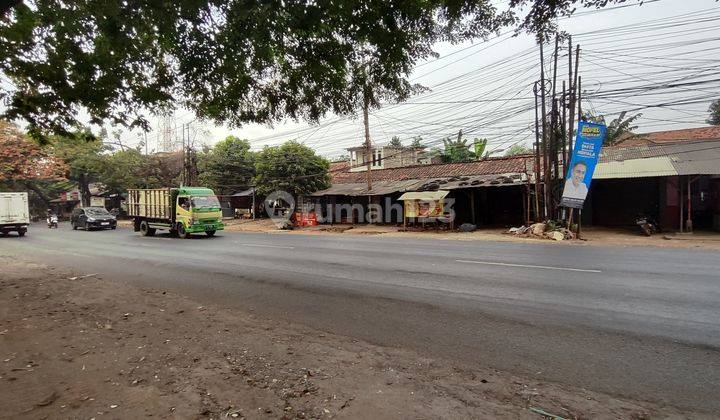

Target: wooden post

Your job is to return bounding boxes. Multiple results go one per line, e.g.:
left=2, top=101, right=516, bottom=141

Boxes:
left=687, top=176, right=693, bottom=232
left=561, top=82, right=567, bottom=170
left=470, top=189, right=476, bottom=225
left=539, top=38, right=550, bottom=221
left=577, top=76, right=583, bottom=121
left=679, top=177, right=684, bottom=233
left=577, top=209, right=582, bottom=240
left=252, top=188, right=256, bottom=220
left=533, top=84, right=542, bottom=221
left=363, top=87, right=372, bottom=193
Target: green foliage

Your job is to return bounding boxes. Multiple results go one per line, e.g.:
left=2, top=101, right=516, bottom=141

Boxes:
left=253, top=141, right=330, bottom=198
left=389, top=136, right=403, bottom=148
left=50, top=132, right=108, bottom=205
left=2, top=1, right=628, bottom=138
left=708, top=99, right=720, bottom=125
left=0, top=0, right=510, bottom=139
left=604, top=111, right=643, bottom=145
left=440, top=130, right=488, bottom=162
left=409, top=136, right=424, bottom=149
left=198, top=136, right=255, bottom=195
left=473, top=138, right=488, bottom=157
left=504, top=143, right=533, bottom=156
left=101, top=148, right=147, bottom=194
left=442, top=138, right=469, bottom=162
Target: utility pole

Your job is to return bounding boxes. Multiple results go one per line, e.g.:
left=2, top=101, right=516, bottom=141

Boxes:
left=363, top=86, right=372, bottom=193
left=539, top=38, right=549, bottom=220
left=181, top=122, right=186, bottom=186
left=532, top=83, right=542, bottom=221
left=144, top=131, right=149, bottom=188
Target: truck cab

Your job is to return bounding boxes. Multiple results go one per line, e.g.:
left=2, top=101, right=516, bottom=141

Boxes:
left=174, top=187, right=224, bottom=238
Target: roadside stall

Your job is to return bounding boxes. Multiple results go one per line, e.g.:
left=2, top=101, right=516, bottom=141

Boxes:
left=399, top=190, right=453, bottom=230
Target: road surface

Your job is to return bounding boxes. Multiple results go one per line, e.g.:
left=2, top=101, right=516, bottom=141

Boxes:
left=2, top=224, right=720, bottom=413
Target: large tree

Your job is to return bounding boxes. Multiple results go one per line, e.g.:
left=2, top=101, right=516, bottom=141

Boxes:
left=0, top=120, right=66, bottom=182
left=0, top=1, right=628, bottom=139
left=0, top=120, right=68, bottom=210
left=254, top=141, right=330, bottom=197
left=50, top=132, right=108, bottom=206
left=101, top=148, right=148, bottom=194
left=198, top=135, right=255, bottom=195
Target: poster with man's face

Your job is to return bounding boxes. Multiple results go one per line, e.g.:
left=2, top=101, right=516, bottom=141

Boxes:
left=560, top=121, right=606, bottom=209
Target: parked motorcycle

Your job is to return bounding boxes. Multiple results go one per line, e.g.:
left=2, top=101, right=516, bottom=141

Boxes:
left=47, top=214, right=58, bottom=229
left=635, top=215, right=658, bottom=236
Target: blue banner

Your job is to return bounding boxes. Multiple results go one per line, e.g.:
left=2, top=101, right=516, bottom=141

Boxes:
left=560, top=121, right=606, bottom=209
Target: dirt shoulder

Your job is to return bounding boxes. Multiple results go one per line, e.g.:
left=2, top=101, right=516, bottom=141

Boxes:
left=220, top=219, right=720, bottom=251
left=0, top=257, right=704, bottom=419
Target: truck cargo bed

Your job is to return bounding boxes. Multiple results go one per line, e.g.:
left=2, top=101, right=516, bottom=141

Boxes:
left=126, top=189, right=175, bottom=221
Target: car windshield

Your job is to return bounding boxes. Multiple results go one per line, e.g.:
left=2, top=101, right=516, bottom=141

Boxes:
left=191, top=196, right=220, bottom=209
left=84, top=207, right=110, bottom=216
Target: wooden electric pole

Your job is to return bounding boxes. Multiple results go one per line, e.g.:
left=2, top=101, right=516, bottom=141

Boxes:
left=539, top=38, right=549, bottom=220
left=363, top=87, right=373, bottom=193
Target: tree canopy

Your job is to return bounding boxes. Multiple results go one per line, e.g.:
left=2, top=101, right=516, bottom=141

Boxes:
left=389, top=136, right=403, bottom=147
left=0, top=0, right=628, bottom=139
left=604, top=111, right=642, bottom=145
left=504, top=143, right=533, bottom=156
left=708, top=99, right=720, bottom=126
left=254, top=141, right=330, bottom=197
left=198, top=136, right=255, bottom=195
left=0, top=121, right=67, bottom=183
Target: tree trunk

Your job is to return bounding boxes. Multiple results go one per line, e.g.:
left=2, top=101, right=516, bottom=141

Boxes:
left=79, top=174, right=91, bottom=206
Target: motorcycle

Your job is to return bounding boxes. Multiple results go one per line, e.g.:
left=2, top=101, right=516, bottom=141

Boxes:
left=635, top=215, right=658, bottom=236
left=47, top=215, right=58, bottom=229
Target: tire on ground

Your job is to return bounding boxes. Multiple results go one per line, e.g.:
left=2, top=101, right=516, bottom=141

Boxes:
left=177, top=223, right=190, bottom=239
left=140, top=221, right=155, bottom=237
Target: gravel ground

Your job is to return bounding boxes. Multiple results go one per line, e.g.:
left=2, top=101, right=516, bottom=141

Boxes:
left=0, top=257, right=702, bottom=419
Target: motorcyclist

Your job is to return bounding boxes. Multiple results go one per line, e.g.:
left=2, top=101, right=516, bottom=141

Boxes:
left=46, top=209, right=58, bottom=228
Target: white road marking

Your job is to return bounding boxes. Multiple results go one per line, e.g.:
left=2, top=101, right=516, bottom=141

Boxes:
left=455, top=259, right=601, bottom=273
left=234, top=242, right=295, bottom=250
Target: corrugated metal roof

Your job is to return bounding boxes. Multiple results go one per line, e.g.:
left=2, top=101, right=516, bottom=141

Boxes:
left=664, top=141, right=720, bottom=175
left=600, top=144, right=667, bottom=162
left=593, top=156, right=678, bottom=179
left=310, top=179, right=426, bottom=197
left=398, top=191, right=449, bottom=201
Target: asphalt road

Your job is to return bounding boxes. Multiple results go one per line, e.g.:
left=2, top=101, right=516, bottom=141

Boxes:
left=3, top=223, right=720, bottom=413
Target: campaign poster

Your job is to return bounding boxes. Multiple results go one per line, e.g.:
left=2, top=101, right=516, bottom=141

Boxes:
left=560, top=121, right=606, bottom=209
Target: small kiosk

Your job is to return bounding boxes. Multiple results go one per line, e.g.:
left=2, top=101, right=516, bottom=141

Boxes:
left=398, top=190, right=453, bottom=229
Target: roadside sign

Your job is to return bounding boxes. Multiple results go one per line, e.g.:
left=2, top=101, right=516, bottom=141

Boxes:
left=560, top=121, right=606, bottom=209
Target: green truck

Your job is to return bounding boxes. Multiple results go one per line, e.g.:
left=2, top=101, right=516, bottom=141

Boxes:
left=126, top=187, right=224, bottom=238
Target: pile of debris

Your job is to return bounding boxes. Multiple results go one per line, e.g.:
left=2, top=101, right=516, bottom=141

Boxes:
left=508, top=222, right=575, bottom=241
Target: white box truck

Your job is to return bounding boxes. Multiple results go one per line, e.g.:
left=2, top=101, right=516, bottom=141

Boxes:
left=0, top=192, right=30, bottom=237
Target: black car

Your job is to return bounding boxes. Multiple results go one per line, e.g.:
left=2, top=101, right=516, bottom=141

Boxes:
left=71, top=207, right=117, bottom=230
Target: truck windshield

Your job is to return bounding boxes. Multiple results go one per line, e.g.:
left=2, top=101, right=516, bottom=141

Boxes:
left=191, top=196, right=220, bottom=209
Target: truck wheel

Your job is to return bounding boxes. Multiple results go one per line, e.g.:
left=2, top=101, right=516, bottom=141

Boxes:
left=205, top=230, right=216, bottom=237
left=17, top=230, right=26, bottom=237
left=72, top=222, right=77, bottom=230
left=140, top=221, right=155, bottom=237
left=177, top=223, right=190, bottom=239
